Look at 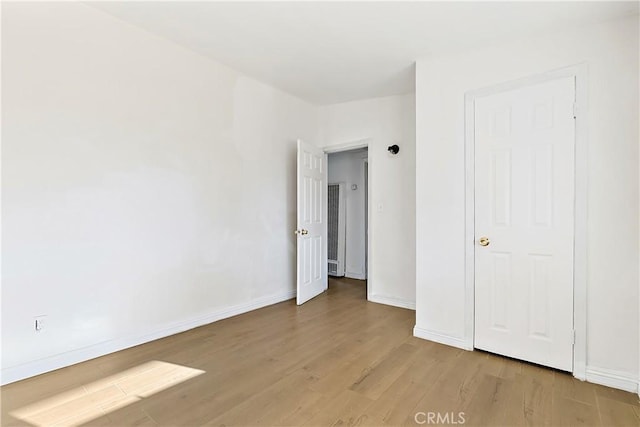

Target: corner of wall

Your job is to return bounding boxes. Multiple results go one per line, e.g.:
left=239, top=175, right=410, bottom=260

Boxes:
left=368, top=294, right=415, bottom=310
left=413, top=325, right=472, bottom=351
left=584, top=366, right=640, bottom=394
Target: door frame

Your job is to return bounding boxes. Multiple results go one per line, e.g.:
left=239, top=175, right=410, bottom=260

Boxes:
left=364, top=158, right=369, bottom=282
left=463, top=64, right=588, bottom=380
left=323, top=138, right=372, bottom=301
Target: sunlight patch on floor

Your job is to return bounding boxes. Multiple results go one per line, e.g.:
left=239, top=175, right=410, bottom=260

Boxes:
left=10, top=360, right=205, bottom=426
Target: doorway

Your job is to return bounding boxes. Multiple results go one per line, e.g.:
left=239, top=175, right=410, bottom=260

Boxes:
left=471, top=76, right=577, bottom=372
left=327, top=147, right=368, bottom=295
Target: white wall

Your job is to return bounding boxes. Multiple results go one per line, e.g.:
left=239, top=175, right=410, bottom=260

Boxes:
left=415, top=15, right=639, bottom=389
left=319, top=94, right=416, bottom=309
left=328, top=150, right=367, bottom=279
left=1, top=2, right=318, bottom=384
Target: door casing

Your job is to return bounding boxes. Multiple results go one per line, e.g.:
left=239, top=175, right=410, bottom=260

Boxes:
left=463, top=64, right=588, bottom=380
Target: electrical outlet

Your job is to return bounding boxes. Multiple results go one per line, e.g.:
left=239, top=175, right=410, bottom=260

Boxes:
left=34, top=315, right=47, bottom=332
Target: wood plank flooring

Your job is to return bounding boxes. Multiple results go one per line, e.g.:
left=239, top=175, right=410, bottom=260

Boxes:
left=2, top=277, right=639, bottom=426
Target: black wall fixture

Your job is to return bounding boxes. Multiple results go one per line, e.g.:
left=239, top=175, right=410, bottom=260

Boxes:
left=387, top=144, right=400, bottom=155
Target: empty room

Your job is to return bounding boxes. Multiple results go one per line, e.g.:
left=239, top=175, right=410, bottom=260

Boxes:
left=1, top=1, right=639, bottom=426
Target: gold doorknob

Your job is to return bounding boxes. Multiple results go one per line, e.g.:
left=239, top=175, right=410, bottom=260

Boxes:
left=478, top=237, right=490, bottom=246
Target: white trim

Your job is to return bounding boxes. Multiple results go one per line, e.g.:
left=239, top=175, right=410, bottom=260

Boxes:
left=323, top=153, right=329, bottom=293
left=363, top=157, right=369, bottom=281
left=463, top=63, right=589, bottom=379
left=463, top=89, right=476, bottom=351
left=323, top=138, right=370, bottom=154
left=0, top=290, right=295, bottom=386
left=345, top=271, right=366, bottom=280
left=585, top=367, right=639, bottom=393
left=370, top=294, right=415, bottom=310
left=366, top=156, right=372, bottom=300
left=572, top=64, right=589, bottom=381
left=413, top=327, right=472, bottom=350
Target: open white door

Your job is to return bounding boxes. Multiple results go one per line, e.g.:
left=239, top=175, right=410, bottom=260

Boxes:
left=296, top=139, right=327, bottom=305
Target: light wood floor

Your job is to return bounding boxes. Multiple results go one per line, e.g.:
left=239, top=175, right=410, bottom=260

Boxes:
left=2, top=277, right=639, bottom=426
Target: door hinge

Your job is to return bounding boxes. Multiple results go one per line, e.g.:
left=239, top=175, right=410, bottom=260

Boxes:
left=572, top=102, right=577, bottom=119
left=572, top=329, right=576, bottom=345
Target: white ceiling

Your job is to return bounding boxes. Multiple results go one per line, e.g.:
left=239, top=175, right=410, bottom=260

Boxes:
left=88, top=1, right=639, bottom=105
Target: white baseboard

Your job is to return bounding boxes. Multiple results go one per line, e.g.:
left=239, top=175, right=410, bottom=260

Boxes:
left=368, top=294, right=415, bottom=310
left=413, top=326, right=473, bottom=351
left=411, top=329, right=638, bottom=394
left=1, top=290, right=295, bottom=386
left=345, top=271, right=366, bottom=280
left=585, top=366, right=639, bottom=393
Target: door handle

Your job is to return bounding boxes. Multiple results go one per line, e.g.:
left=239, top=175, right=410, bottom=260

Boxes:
left=478, top=237, right=490, bottom=246
left=295, top=229, right=309, bottom=235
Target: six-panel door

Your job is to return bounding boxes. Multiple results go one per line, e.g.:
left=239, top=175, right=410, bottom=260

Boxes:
left=474, top=77, right=576, bottom=371
left=296, top=139, right=327, bottom=305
